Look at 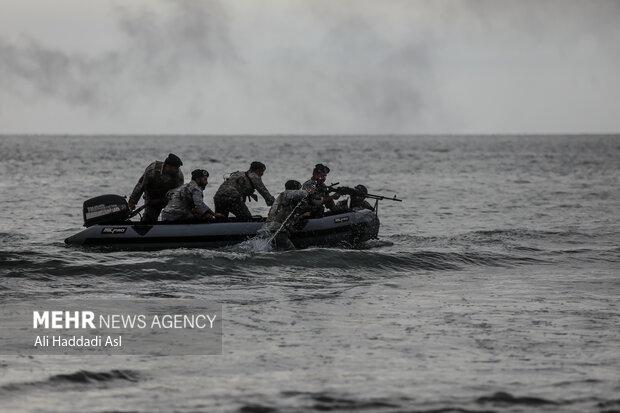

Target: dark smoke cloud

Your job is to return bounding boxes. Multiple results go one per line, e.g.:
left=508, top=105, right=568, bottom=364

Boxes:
left=245, top=6, right=437, bottom=133
left=0, top=0, right=234, bottom=110
left=0, top=39, right=120, bottom=107
left=438, top=0, right=620, bottom=51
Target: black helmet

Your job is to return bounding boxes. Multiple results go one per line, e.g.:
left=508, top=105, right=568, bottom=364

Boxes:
left=354, top=184, right=368, bottom=195
left=164, top=153, right=183, bottom=167
left=313, top=163, right=330, bottom=174
left=250, top=161, right=266, bottom=172
left=191, top=169, right=209, bottom=180
left=285, top=180, right=301, bottom=190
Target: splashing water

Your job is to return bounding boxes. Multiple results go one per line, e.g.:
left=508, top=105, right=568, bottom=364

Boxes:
left=232, top=235, right=274, bottom=253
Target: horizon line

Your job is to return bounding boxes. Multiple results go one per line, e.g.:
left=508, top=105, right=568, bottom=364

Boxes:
left=2, top=132, right=619, bottom=137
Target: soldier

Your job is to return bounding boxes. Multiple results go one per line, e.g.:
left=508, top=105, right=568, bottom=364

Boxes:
left=301, top=163, right=341, bottom=218
left=214, top=161, right=275, bottom=221
left=161, top=169, right=223, bottom=222
left=257, top=180, right=312, bottom=250
left=128, top=153, right=184, bottom=222
left=349, top=184, right=375, bottom=211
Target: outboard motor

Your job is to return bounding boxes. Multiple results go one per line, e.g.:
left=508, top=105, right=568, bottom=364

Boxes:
left=82, top=194, right=130, bottom=227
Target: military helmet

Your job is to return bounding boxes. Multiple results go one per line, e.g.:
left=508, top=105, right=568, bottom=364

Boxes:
left=191, top=169, right=209, bottom=180
left=313, top=163, right=330, bottom=174
left=354, top=184, right=368, bottom=195
left=164, top=153, right=183, bottom=167
left=250, top=161, right=266, bottom=172
left=285, top=180, right=301, bottom=190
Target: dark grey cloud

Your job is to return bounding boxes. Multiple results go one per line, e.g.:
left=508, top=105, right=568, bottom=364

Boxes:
left=1, top=0, right=619, bottom=133
left=0, top=0, right=234, bottom=110
left=244, top=6, right=436, bottom=133
left=440, top=0, right=620, bottom=49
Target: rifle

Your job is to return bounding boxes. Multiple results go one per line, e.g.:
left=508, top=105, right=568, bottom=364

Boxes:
left=323, top=182, right=341, bottom=194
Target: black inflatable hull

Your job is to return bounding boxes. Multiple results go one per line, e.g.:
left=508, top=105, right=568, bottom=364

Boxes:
left=64, top=210, right=380, bottom=250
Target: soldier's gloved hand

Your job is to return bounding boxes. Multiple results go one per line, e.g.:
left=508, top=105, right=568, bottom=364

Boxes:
left=332, top=193, right=341, bottom=200
left=128, top=201, right=136, bottom=210
left=301, top=212, right=311, bottom=217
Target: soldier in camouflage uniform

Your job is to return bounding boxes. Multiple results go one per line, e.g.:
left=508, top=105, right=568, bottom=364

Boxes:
left=214, top=161, right=275, bottom=221
left=301, top=163, right=341, bottom=218
left=348, top=184, right=375, bottom=211
left=257, top=180, right=312, bottom=250
left=161, top=169, right=223, bottom=222
left=128, top=153, right=184, bottom=222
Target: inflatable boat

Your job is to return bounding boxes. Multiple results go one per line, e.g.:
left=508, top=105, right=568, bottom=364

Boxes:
left=64, top=195, right=380, bottom=249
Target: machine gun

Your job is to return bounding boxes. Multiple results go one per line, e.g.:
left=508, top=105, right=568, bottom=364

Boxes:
left=333, top=186, right=402, bottom=202
left=324, top=184, right=402, bottom=216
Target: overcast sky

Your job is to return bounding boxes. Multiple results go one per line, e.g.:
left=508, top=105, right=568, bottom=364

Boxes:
left=0, top=0, right=619, bottom=134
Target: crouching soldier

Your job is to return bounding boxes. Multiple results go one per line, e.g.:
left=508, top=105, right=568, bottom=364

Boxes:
left=161, top=169, right=222, bottom=222
left=257, top=180, right=313, bottom=250
left=128, top=153, right=184, bottom=222
left=214, top=161, right=275, bottom=221
left=349, top=185, right=375, bottom=211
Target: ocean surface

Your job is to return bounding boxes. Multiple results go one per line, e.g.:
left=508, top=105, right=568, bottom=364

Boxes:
left=0, top=134, right=619, bottom=412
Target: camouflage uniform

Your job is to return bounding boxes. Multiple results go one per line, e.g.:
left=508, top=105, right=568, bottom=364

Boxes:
left=161, top=180, right=213, bottom=222
left=258, top=190, right=309, bottom=250
left=129, top=160, right=184, bottom=222
left=214, top=171, right=275, bottom=220
left=350, top=197, right=374, bottom=211
left=301, top=178, right=337, bottom=217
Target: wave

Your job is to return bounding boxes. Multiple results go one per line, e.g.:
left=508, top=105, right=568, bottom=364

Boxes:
left=0, top=243, right=547, bottom=283
left=3, top=225, right=614, bottom=285
left=48, top=369, right=139, bottom=384
left=388, top=228, right=598, bottom=246
left=476, top=391, right=556, bottom=406
left=0, top=369, right=140, bottom=394
left=260, top=390, right=583, bottom=412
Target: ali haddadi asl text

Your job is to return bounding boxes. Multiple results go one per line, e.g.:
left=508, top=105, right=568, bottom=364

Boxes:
left=34, top=335, right=121, bottom=347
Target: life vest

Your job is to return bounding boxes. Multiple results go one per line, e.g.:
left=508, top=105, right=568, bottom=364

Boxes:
left=166, top=182, right=197, bottom=210
left=223, top=171, right=256, bottom=198
left=145, top=161, right=168, bottom=200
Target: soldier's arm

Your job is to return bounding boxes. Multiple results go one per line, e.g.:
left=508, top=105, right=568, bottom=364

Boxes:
left=129, top=168, right=149, bottom=205
left=251, top=175, right=275, bottom=206
left=191, top=187, right=212, bottom=216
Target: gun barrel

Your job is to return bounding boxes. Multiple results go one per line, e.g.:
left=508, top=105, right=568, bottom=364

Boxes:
left=366, top=193, right=403, bottom=202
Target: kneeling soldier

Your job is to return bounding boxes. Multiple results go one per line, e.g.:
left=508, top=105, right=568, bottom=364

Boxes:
left=161, top=169, right=221, bottom=222
left=349, top=185, right=375, bottom=211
